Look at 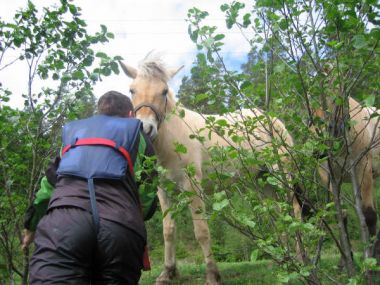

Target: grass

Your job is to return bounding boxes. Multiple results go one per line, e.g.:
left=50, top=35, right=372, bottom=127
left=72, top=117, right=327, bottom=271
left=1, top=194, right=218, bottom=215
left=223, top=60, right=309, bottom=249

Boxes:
left=140, top=260, right=281, bottom=285
left=139, top=253, right=368, bottom=285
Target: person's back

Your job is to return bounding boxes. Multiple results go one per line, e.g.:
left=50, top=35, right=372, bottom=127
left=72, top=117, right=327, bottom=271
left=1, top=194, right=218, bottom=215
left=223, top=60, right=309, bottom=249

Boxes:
left=23, top=91, right=158, bottom=285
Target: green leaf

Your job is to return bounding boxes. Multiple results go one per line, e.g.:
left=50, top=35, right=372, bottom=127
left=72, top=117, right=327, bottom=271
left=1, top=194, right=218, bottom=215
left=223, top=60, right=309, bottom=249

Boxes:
left=250, top=249, right=259, bottom=262
left=90, top=73, right=99, bottom=81
left=101, top=67, right=111, bottom=76
left=231, top=135, right=243, bottom=143
left=83, top=55, right=94, bottom=66
left=216, top=119, right=228, bottom=127
left=363, top=258, right=378, bottom=271
left=352, top=34, right=368, bottom=49
left=214, top=34, right=225, bottom=41
left=178, top=109, right=185, bottom=118
left=174, top=142, right=187, bottom=154
left=61, top=74, right=71, bottom=83
left=72, top=70, right=84, bottom=80
left=220, top=4, right=229, bottom=12
left=279, top=19, right=288, bottom=30
left=364, top=95, right=375, bottom=106
left=189, top=28, right=198, bottom=42
left=347, top=278, right=358, bottom=285
left=243, top=13, right=251, bottom=27
left=114, top=55, right=123, bottom=61
left=110, top=61, right=119, bottom=74
left=185, top=163, right=196, bottom=177
left=100, top=24, right=107, bottom=33
left=214, top=191, right=226, bottom=201
left=195, top=93, right=208, bottom=102
left=212, top=199, right=229, bottom=211
left=266, top=176, right=279, bottom=186
left=95, top=52, right=108, bottom=59
left=68, top=4, right=77, bottom=15
left=241, top=217, right=256, bottom=228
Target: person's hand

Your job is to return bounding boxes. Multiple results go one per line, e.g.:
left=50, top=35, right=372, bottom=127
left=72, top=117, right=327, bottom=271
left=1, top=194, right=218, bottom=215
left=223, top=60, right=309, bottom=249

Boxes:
left=21, top=229, right=35, bottom=251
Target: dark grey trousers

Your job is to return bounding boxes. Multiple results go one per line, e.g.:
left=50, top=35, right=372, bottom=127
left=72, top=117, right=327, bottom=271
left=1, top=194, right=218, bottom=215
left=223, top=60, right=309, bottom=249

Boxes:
left=29, top=207, right=144, bottom=285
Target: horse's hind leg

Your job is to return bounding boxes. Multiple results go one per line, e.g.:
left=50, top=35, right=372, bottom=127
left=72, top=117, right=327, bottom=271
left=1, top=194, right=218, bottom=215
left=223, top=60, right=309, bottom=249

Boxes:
left=155, top=187, right=179, bottom=285
left=292, top=193, right=306, bottom=260
left=358, top=157, right=377, bottom=236
left=187, top=182, right=221, bottom=285
left=358, top=157, right=380, bottom=281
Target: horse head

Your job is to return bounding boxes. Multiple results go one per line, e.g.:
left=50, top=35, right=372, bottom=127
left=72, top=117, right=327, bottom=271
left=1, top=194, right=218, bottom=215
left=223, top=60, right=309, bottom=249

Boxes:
left=119, top=54, right=183, bottom=139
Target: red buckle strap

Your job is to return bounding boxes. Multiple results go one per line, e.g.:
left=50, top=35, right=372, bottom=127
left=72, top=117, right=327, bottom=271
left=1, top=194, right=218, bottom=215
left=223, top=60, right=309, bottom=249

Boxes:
left=75, top=138, right=116, bottom=148
left=61, top=144, right=72, bottom=156
left=61, top=138, right=134, bottom=175
left=117, top=146, right=134, bottom=176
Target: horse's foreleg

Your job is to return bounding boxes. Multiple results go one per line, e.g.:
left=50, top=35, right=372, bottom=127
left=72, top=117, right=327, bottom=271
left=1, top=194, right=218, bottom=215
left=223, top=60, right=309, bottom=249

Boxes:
left=156, top=187, right=179, bottom=285
left=187, top=182, right=221, bottom=285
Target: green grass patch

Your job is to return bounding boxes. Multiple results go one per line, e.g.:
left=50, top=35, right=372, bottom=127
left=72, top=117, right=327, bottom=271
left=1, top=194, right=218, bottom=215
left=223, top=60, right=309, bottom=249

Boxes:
left=140, top=253, right=370, bottom=284
left=140, top=261, right=278, bottom=285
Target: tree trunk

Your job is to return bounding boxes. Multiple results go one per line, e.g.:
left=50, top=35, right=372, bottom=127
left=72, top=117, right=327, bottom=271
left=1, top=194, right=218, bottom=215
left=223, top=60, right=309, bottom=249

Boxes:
left=328, top=165, right=356, bottom=277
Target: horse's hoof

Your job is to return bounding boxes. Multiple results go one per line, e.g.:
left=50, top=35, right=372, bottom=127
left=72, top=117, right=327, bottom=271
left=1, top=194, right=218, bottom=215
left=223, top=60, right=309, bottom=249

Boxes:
left=205, top=262, right=222, bottom=285
left=155, top=266, right=180, bottom=285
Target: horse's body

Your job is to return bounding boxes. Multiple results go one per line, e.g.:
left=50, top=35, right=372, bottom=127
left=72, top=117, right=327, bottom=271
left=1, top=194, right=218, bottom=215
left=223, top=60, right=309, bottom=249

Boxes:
left=119, top=55, right=299, bottom=285
left=314, top=97, right=378, bottom=236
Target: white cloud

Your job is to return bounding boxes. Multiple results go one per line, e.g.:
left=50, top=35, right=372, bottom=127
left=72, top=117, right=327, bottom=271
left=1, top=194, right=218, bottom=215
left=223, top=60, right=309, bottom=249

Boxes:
left=0, top=0, right=253, bottom=108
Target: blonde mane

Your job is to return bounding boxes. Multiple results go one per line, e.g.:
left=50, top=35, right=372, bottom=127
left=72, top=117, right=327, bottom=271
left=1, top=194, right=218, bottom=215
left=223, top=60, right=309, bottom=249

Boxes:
left=138, top=53, right=172, bottom=82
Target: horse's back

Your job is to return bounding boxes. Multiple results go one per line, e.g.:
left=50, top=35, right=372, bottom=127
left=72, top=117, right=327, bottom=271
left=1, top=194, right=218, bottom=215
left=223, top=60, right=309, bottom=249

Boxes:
left=349, top=98, right=380, bottom=157
left=202, top=108, right=293, bottom=150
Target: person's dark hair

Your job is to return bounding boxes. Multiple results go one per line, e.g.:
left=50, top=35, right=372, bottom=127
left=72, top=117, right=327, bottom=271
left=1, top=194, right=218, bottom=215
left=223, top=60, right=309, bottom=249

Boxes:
left=97, top=91, right=134, bottom=117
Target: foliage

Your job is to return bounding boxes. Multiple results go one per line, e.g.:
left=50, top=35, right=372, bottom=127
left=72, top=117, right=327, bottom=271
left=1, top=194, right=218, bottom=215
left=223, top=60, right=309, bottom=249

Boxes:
left=177, top=54, right=228, bottom=114
left=0, top=1, right=121, bottom=283
left=174, top=0, right=380, bottom=284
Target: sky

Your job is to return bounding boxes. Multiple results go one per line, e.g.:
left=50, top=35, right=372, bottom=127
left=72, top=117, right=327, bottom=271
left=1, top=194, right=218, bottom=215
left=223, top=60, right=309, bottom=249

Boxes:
left=0, top=0, right=253, bottom=108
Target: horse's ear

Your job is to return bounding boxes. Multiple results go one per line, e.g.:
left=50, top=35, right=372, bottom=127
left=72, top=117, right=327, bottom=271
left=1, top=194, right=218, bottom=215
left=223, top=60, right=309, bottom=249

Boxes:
left=119, top=61, right=137, bottom=79
left=168, top=65, right=184, bottom=79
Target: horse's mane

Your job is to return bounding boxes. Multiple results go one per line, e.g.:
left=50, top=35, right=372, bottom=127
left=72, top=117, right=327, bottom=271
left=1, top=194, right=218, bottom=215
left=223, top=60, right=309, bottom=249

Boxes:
left=138, top=52, right=171, bottom=82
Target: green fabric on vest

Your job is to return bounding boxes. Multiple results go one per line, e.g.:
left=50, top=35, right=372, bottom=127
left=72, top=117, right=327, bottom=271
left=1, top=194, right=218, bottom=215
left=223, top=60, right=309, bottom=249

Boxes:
left=34, top=176, right=54, bottom=205
left=29, top=177, right=54, bottom=230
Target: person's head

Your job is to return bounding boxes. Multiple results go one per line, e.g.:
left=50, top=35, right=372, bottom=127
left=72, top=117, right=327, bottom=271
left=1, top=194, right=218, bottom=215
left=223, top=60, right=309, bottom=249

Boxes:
left=97, top=91, right=134, bottom=118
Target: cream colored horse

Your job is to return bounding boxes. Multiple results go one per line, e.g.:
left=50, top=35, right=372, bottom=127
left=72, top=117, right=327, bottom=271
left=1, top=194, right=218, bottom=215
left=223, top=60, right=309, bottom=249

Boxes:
left=313, top=97, right=378, bottom=236
left=120, top=54, right=300, bottom=285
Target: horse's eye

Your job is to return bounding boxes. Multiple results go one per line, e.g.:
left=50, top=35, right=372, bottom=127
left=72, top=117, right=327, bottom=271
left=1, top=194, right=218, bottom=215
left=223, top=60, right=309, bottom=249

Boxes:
left=129, top=88, right=135, bottom=96
left=162, top=88, right=168, bottom=97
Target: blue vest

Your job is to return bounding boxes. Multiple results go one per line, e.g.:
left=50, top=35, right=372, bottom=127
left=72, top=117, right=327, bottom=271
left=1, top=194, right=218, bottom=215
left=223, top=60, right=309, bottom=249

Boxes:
left=57, top=115, right=142, bottom=179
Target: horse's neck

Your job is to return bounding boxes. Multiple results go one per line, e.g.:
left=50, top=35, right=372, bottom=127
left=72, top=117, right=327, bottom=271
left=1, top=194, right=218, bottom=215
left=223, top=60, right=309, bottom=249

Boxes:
left=154, top=105, right=198, bottom=154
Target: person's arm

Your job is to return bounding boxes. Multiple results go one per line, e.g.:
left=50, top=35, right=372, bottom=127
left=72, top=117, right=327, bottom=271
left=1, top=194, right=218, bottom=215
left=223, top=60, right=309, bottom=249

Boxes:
left=135, top=132, right=159, bottom=220
left=22, top=157, right=59, bottom=250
